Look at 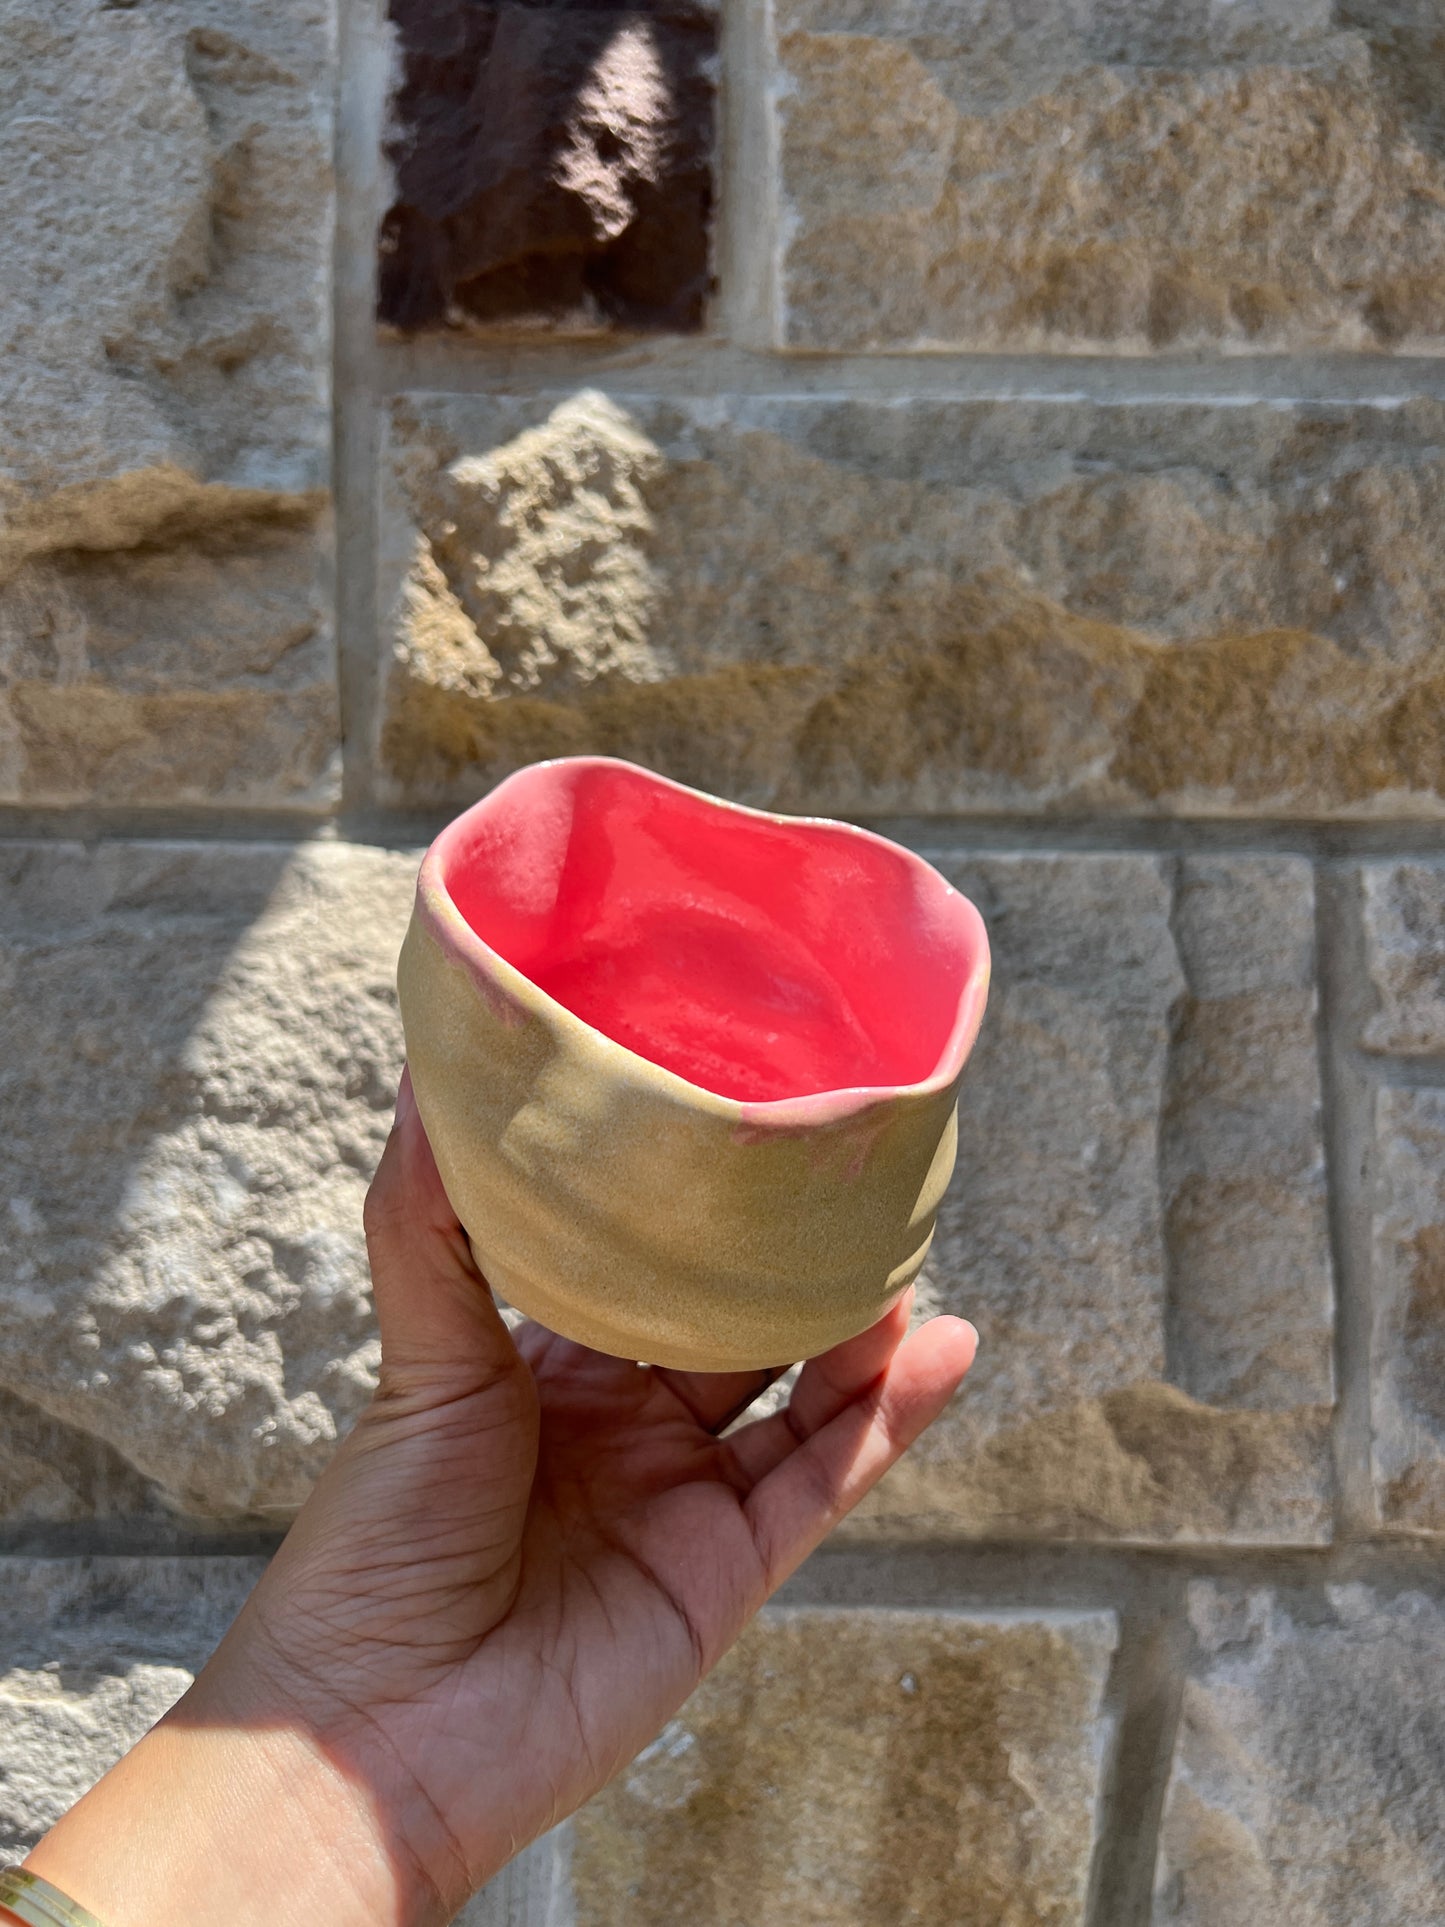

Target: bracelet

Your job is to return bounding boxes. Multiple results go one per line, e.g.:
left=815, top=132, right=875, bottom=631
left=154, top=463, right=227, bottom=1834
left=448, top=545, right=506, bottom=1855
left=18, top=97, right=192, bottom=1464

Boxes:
left=0, top=1869, right=106, bottom=1927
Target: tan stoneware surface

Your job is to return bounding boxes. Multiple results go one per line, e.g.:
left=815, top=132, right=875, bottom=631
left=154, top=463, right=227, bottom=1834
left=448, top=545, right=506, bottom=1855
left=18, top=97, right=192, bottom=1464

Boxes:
left=397, top=757, right=990, bottom=1370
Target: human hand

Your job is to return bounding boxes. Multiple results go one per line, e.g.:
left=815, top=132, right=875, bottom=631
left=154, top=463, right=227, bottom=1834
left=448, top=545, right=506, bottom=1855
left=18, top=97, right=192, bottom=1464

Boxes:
left=26, top=1073, right=976, bottom=1927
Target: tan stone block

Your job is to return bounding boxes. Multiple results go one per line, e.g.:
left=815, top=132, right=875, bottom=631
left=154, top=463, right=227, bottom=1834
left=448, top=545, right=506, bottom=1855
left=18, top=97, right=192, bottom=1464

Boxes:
left=0, top=841, right=414, bottom=1517
left=0, top=1558, right=259, bottom=1852
left=848, top=854, right=1333, bottom=1542
left=0, top=838, right=1331, bottom=1538
left=571, top=1606, right=1116, bottom=1927
left=1155, top=1584, right=1445, bottom=1925
left=773, top=1, right=1445, bottom=352
left=0, top=1390, right=167, bottom=1523
left=1371, top=1086, right=1445, bottom=1531
left=0, top=519, right=337, bottom=806
left=1362, top=862, right=1445, bottom=1055
left=379, top=391, right=1445, bottom=818
left=0, top=0, right=337, bottom=805
left=1160, top=858, right=1334, bottom=1411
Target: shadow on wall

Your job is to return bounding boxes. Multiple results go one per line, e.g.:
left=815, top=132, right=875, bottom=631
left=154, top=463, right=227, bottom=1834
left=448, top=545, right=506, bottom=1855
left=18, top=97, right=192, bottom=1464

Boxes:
left=0, top=840, right=414, bottom=1524
left=379, top=0, right=715, bottom=333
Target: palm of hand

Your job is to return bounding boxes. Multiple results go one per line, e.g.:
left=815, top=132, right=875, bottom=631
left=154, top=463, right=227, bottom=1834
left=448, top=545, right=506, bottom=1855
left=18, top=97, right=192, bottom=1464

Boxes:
left=205, top=1080, right=974, bottom=1922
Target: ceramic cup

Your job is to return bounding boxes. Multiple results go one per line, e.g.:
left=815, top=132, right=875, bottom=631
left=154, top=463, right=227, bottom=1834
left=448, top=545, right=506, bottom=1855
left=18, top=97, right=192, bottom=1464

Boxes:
left=397, top=756, right=990, bottom=1371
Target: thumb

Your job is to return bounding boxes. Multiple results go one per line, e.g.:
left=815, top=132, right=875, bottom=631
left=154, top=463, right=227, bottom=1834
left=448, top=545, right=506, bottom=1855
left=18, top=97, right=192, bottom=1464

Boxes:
left=364, top=1067, right=528, bottom=1389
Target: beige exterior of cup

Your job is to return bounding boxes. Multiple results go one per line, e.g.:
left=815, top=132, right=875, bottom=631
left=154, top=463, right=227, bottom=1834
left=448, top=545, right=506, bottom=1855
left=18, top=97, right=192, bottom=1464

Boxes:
left=397, top=909, right=968, bottom=1372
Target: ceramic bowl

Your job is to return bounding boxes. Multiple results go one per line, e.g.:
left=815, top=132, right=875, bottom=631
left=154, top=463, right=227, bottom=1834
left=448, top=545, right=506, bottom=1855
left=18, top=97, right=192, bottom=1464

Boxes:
left=397, top=757, right=990, bottom=1371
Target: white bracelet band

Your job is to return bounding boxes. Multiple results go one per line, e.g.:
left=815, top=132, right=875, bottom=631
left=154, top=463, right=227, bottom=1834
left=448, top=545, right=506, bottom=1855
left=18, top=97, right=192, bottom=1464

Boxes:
left=0, top=1868, right=107, bottom=1927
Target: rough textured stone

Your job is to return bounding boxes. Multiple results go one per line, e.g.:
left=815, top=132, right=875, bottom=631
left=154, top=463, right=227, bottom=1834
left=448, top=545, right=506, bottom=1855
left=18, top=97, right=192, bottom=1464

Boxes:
left=571, top=1607, right=1116, bottom=1927
left=0, top=0, right=337, bottom=806
left=1370, top=1086, right=1445, bottom=1532
left=1362, top=863, right=1445, bottom=1055
left=379, top=391, right=1445, bottom=818
left=846, top=854, right=1333, bottom=1542
left=773, top=0, right=1445, bottom=352
left=0, top=842, right=415, bottom=1518
left=0, top=1558, right=261, bottom=1853
left=0, top=516, right=338, bottom=806
left=380, top=1, right=715, bottom=333
left=1155, top=1583, right=1445, bottom=1924
left=0, top=1390, right=168, bottom=1524
left=1160, top=858, right=1334, bottom=1411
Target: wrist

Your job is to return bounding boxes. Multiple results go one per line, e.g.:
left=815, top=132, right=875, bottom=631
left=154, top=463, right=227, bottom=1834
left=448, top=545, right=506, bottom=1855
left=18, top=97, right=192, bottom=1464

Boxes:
left=24, top=1680, right=438, bottom=1927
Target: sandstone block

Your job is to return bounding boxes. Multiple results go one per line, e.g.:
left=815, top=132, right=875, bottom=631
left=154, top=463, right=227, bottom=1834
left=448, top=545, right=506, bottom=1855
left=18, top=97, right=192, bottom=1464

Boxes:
left=0, top=519, right=338, bottom=806
left=1155, top=1584, right=1445, bottom=1924
left=379, top=391, right=1445, bottom=818
left=0, top=841, right=415, bottom=1518
left=0, top=841, right=1331, bottom=1539
left=0, top=1557, right=261, bottom=1853
left=0, top=0, right=337, bottom=805
left=846, top=854, right=1333, bottom=1542
left=380, top=1, right=715, bottom=333
left=773, top=0, right=1445, bottom=351
left=1370, top=1086, right=1445, bottom=1531
left=0, top=1390, right=167, bottom=1524
left=1362, top=862, right=1445, bottom=1055
left=571, top=1606, right=1116, bottom=1926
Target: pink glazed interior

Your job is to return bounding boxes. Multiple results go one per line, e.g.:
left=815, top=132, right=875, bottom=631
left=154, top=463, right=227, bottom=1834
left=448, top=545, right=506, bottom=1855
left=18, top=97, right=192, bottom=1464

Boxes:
left=434, top=759, right=989, bottom=1106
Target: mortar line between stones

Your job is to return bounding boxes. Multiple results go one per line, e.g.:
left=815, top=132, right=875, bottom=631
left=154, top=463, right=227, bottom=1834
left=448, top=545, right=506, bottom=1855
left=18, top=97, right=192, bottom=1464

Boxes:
left=714, top=0, right=780, bottom=349
left=368, top=337, right=1445, bottom=406
left=1084, top=1574, right=1190, bottom=1927
left=4, top=811, right=1445, bottom=859
left=8, top=1534, right=1445, bottom=1583
left=1316, top=864, right=1380, bottom=1540
left=332, top=0, right=393, bottom=816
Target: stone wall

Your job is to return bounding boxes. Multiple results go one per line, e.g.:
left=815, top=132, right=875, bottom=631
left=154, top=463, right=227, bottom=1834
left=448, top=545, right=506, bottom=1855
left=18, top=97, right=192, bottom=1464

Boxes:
left=2, top=1, right=1444, bottom=1921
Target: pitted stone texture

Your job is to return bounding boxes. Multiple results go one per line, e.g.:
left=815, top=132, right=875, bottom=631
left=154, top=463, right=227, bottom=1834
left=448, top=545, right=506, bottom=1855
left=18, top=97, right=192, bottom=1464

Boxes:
left=571, top=1607, right=1116, bottom=1927
left=1, top=0, right=333, bottom=538
left=380, top=0, right=715, bottom=334
left=0, top=1558, right=260, bottom=1852
left=847, top=854, right=1333, bottom=1543
left=1155, top=1584, right=1445, bottom=1925
left=773, top=1, right=1445, bottom=352
left=1362, top=863, right=1445, bottom=1055
left=1370, top=1087, right=1445, bottom=1532
left=0, top=842, right=415, bottom=1518
left=379, top=391, right=1445, bottom=818
left=0, top=0, right=337, bottom=806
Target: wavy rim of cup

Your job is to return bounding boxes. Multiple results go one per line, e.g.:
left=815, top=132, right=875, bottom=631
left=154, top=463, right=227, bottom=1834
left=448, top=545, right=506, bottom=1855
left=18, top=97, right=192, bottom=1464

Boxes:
left=412, top=755, right=992, bottom=1129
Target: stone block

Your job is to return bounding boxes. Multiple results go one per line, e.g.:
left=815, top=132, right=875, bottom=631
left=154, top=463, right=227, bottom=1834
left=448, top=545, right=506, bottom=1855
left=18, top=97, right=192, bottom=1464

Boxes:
left=0, top=1390, right=168, bottom=1525
left=0, top=0, right=337, bottom=806
left=0, top=841, right=415, bottom=1518
left=1155, top=1584, right=1445, bottom=1925
left=0, top=839, right=1332, bottom=1540
left=378, top=391, right=1445, bottom=819
left=1362, top=862, right=1445, bottom=1055
left=571, top=1606, right=1116, bottom=1926
left=772, top=0, right=1445, bottom=352
left=846, top=853, right=1333, bottom=1542
left=380, top=1, right=715, bottom=333
left=0, top=520, right=338, bottom=807
left=0, top=1557, right=261, bottom=1853
left=1370, top=1086, right=1445, bottom=1532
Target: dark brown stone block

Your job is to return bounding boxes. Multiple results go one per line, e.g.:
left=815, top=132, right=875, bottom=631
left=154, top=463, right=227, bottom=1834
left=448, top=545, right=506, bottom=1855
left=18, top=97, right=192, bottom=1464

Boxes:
left=379, top=1, right=715, bottom=333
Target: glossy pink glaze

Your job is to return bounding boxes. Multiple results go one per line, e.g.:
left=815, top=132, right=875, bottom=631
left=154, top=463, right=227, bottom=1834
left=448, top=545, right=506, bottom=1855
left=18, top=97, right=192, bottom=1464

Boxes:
left=429, top=759, right=989, bottom=1109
